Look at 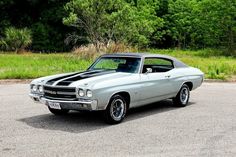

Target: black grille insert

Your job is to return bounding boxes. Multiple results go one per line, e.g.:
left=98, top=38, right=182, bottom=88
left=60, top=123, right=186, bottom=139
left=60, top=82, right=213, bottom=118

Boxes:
left=44, top=86, right=76, bottom=100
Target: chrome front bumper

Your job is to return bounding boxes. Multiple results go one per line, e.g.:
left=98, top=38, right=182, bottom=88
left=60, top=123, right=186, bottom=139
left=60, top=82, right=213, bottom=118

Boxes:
left=29, top=93, right=98, bottom=111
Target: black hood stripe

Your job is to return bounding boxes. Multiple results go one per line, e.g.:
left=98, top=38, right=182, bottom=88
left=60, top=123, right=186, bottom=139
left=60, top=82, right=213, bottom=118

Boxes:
left=46, top=72, right=81, bottom=85
left=56, top=70, right=116, bottom=86
left=46, top=70, right=105, bottom=86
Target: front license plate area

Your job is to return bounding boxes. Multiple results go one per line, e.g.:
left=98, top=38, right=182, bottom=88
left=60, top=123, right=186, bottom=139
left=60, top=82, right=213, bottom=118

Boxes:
left=48, top=102, right=61, bottom=110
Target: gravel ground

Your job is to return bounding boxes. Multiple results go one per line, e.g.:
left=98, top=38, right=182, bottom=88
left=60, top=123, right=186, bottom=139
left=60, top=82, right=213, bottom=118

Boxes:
left=0, top=83, right=235, bottom=157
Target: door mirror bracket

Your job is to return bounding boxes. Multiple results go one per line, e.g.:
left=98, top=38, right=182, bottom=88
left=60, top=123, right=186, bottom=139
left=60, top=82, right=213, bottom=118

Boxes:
left=145, top=68, right=152, bottom=74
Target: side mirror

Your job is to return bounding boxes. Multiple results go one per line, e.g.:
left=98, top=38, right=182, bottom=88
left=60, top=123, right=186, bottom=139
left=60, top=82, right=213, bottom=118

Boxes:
left=145, top=68, right=152, bottom=74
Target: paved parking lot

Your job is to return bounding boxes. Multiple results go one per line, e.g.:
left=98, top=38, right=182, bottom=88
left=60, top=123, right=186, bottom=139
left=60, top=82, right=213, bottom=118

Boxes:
left=0, top=83, right=235, bottom=157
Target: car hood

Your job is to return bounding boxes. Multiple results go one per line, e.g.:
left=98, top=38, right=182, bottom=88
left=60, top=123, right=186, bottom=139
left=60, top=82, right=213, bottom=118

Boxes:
left=30, top=72, right=76, bottom=85
left=34, top=70, right=133, bottom=88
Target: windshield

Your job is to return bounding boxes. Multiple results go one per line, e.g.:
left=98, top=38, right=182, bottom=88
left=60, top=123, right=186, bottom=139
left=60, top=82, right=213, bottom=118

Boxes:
left=88, top=57, right=141, bottom=73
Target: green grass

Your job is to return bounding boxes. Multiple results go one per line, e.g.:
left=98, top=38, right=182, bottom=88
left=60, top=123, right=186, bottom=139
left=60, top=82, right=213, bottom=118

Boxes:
left=0, top=53, right=91, bottom=79
left=0, top=49, right=236, bottom=80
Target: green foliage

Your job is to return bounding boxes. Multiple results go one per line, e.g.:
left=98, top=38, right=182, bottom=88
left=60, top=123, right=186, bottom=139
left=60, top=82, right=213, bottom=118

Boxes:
left=159, top=0, right=236, bottom=55
left=198, top=0, right=236, bottom=55
left=0, top=0, right=71, bottom=52
left=63, top=0, right=163, bottom=51
left=31, top=23, right=52, bottom=51
left=0, top=0, right=235, bottom=54
left=0, top=0, right=13, bottom=35
left=0, top=27, right=32, bottom=52
left=167, top=0, right=197, bottom=48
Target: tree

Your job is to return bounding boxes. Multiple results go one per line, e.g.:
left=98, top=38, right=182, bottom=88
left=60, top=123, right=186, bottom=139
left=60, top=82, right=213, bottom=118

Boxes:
left=0, top=0, right=71, bottom=52
left=167, top=0, right=198, bottom=49
left=0, top=0, right=14, bottom=35
left=198, top=0, right=236, bottom=55
left=63, top=0, right=163, bottom=52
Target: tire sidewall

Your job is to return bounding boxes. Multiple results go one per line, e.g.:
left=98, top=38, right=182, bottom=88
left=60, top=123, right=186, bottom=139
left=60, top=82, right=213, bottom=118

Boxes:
left=174, top=84, right=190, bottom=107
left=180, top=85, right=190, bottom=105
left=105, top=94, right=127, bottom=124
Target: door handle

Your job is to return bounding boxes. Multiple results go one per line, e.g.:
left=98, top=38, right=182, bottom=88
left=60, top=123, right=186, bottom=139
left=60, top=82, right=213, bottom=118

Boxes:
left=165, top=75, right=171, bottom=78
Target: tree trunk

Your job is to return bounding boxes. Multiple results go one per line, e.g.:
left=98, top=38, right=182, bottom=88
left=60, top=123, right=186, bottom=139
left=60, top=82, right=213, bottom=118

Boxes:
left=177, top=35, right=182, bottom=49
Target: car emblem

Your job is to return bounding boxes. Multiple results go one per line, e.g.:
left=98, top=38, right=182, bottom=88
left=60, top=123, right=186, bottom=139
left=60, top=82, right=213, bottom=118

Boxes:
left=44, top=90, right=57, bottom=94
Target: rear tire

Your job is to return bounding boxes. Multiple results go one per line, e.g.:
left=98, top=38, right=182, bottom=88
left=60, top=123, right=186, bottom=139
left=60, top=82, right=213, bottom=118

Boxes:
left=103, top=94, right=127, bottom=124
left=173, top=84, right=190, bottom=107
left=48, top=107, right=69, bottom=115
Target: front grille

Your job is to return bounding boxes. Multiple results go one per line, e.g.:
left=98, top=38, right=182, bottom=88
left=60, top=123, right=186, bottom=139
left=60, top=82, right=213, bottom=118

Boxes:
left=44, top=86, right=77, bottom=100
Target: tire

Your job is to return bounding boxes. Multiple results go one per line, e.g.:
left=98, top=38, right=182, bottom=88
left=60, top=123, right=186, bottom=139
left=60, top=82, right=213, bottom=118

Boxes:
left=103, top=94, right=127, bottom=124
left=48, top=107, right=69, bottom=115
left=173, top=84, right=190, bottom=107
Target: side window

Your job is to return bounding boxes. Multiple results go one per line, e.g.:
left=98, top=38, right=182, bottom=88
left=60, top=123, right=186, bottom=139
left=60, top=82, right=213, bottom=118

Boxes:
left=142, top=58, right=174, bottom=73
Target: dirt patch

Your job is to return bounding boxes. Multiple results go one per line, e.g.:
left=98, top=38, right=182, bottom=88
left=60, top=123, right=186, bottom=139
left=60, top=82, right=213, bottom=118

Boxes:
left=0, top=79, right=32, bottom=84
left=228, top=75, right=236, bottom=82
left=204, top=77, right=236, bottom=83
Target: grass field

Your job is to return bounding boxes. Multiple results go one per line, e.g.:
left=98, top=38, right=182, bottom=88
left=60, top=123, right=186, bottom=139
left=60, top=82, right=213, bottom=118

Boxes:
left=0, top=49, right=236, bottom=80
left=0, top=53, right=91, bottom=79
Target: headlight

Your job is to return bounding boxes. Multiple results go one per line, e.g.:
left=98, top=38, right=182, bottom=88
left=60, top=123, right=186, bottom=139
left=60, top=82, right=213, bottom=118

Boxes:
left=32, top=85, right=37, bottom=92
left=78, top=89, right=85, bottom=97
left=38, top=85, right=43, bottom=93
left=86, top=90, right=92, bottom=97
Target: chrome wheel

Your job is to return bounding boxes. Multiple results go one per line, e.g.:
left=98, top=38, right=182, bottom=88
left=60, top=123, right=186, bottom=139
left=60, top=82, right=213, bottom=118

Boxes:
left=110, top=99, right=125, bottom=121
left=173, top=84, right=190, bottom=107
left=104, top=94, right=127, bottom=124
left=180, top=87, right=189, bottom=104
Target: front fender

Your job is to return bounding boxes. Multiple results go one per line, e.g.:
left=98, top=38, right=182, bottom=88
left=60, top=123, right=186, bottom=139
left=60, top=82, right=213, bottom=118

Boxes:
left=93, top=84, right=139, bottom=110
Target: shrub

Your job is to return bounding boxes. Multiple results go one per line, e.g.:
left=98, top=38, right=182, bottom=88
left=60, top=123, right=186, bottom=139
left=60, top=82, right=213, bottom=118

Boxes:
left=106, top=42, right=138, bottom=54
left=73, top=44, right=99, bottom=60
left=0, top=39, right=7, bottom=51
left=0, top=27, right=32, bottom=53
left=73, top=42, right=138, bottom=60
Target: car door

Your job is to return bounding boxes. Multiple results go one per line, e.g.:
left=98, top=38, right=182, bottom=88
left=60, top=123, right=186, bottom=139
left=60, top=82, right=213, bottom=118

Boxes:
left=139, top=57, right=175, bottom=103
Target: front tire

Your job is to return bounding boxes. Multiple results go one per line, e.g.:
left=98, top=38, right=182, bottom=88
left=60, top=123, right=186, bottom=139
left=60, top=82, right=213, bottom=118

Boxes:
left=173, top=84, right=190, bottom=107
left=103, top=94, right=127, bottom=124
left=48, top=107, right=69, bottom=115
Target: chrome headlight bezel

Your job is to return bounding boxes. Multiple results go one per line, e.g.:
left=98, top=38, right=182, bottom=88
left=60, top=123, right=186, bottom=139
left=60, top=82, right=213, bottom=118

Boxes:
left=38, top=85, right=44, bottom=93
left=32, top=85, right=37, bottom=92
left=78, top=88, right=85, bottom=97
left=86, top=90, right=92, bottom=98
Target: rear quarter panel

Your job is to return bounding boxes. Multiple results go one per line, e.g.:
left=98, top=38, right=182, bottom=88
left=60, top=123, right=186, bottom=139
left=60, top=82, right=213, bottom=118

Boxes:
left=170, top=67, right=204, bottom=94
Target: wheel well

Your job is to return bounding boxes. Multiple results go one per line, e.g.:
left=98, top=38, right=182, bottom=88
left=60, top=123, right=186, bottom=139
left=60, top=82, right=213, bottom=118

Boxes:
left=184, top=82, right=193, bottom=91
left=113, top=92, right=131, bottom=109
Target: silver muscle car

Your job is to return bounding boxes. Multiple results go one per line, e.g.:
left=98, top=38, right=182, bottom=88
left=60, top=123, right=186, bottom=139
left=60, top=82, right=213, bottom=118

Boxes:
left=29, top=53, right=204, bottom=124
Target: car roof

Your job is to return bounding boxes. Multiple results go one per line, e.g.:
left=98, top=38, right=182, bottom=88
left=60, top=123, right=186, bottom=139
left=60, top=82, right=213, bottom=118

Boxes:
left=102, top=53, right=162, bottom=58
left=101, top=53, right=188, bottom=68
